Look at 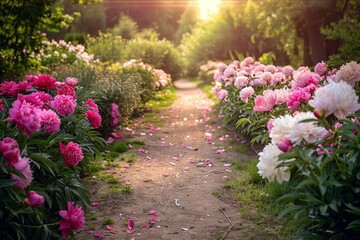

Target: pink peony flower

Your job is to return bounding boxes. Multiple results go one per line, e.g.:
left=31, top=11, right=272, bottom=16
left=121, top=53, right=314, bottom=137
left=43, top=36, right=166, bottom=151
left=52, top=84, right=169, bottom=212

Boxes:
left=8, top=99, right=42, bottom=137
left=57, top=85, right=76, bottom=98
left=84, top=98, right=99, bottom=112
left=18, top=92, right=52, bottom=109
left=234, top=76, right=249, bottom=89
left=24, top=191, right=45, bottom=208
left=50, top=95, right=76, bottom=116
left=59, top=142, right=84, bottom=167
left=239, top=86, right=255, bottom=103
left=277, top=138, right=293, bottom=152
left=216, top=89, right=228, bottom=100
left=32, top=74, right=57, bottom=90
left=110, top=103, right=120, bottom=127
left=1, top=80, right=32, bottom=97
left=59, top=202, right=85, bottom=238
left=267, top=118, right=274, bottom=132
left=272, top=72, right=286, bottom=85
left=335, top=61, right=360, bottom=86
left=10, top=157, right=33, bottom=190
left=253, top=90, right=277, bottom=112
left=265, top=65, right=277, bottom=74
left=309, top=80, right=360, bottom=119
left=292, top=71, right=320, bottom=90
left=0, top=137, right=20, bottom=167
left=85, top=110, right=102, bottom=129
left=286, top=87, right=312, bottom=111
left=282, top=66, right=294, bottom=77
left=314, top=61, right=327, bottom=76
left=274, top=89, right=289, bottom=105
left=0, top=99, right=4, bottom=112
left=260, top=72, right=274, bottom=85
left=41, top=110, right=61, bottom=134
left=25, top=75, right=38, bottom=83
left=65, top=77, right=78, bottom=87
left=240, top=57, right=255, bottom=68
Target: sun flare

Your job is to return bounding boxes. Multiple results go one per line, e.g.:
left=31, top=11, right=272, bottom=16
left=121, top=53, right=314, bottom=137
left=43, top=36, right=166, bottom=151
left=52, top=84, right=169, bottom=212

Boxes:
left=198, top=0, right=221, bottom=20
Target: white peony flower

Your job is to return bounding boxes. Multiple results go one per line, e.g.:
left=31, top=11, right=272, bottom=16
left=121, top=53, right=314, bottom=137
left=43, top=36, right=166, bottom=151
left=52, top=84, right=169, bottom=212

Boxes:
left=309, top=81, right=360, bottom=119
left=335, top=61, right=360, bottom=86
left=257, top=143, right=291, bottom=183
left=285, top=112, right=326, bottom=145
left=269, top=115, right=296, bottom=144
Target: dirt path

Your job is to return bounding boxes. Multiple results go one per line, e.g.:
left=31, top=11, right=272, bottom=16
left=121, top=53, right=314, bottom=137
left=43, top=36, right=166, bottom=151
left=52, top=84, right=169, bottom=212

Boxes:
left=80, top=79, right=250, bottom=240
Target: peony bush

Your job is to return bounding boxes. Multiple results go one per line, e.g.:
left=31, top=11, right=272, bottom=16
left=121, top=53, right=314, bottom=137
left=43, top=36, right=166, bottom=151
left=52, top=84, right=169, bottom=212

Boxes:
left=212, top=58, right=360, bottom=238
left=0, top=74, right=107, bottom=239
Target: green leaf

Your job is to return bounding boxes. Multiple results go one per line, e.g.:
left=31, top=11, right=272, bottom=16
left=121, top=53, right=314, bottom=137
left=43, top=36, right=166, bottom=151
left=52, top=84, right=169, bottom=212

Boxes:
left=0, top=179, right=18, bottom=188
left=29, top=153, right=58, bottom=176
left=346, top=220, right=360, bottom=230
left=277, top=205, right=304, bottom=219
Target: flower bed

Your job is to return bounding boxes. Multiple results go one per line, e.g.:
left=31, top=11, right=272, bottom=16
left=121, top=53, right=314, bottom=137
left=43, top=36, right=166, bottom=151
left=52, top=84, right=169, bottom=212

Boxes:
left=212, top=58, right=360, bottom=238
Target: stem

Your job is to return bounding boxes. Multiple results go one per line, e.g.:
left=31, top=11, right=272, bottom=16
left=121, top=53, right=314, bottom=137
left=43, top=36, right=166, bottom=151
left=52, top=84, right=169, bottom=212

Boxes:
left=18, top=221, right=60, bottom=229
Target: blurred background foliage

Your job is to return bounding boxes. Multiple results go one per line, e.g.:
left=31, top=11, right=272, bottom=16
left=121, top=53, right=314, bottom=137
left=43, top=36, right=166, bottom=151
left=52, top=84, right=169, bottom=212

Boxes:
left=1, top=0, right=359, bottom=80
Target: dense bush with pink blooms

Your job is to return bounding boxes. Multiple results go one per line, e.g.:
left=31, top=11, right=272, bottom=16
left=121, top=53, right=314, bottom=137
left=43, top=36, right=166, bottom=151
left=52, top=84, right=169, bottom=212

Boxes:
left=0, top=74, right=107, bottom=239
left=212, top=58, right=360, bottom=238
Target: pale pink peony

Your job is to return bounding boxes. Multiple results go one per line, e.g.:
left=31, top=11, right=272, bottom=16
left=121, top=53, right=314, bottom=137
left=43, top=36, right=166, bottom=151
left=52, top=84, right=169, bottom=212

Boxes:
left=0, top=137, right=20, bottom=167
left=285, top=112, right=326, bottom=145
left=8, top=99, right=42, bottom=137
left=216, top=89, right=228, bottom=100
left=32, top=74, right=57, bottom=90
left=24, top=191, right=45, bottom=208
left=309, top=80, right=360, bottom=119
left=286, top=87, right=312, bottom=111
left=59, top=142, right=84, bottom=167
left=240, top=57, right=255, bottom=68
left=234, top=76, right=249, bottom=89
left=274, top=89, right=289, bottom=105
left=84, top=98, right=99, bottom=112
left=282, top=66, right=294, bottom=77
left=253, top=90, right=277, bottom=112
left=218, top=63, right=227, bottom=73
left=335, top=61, right=360, bottom=86
left=51, top=95, right=76, bottom=116
left=267, top=118, right=274, bottom=132
left=214, top=71, right=223, bottom=82
left=257, top=143, right=291, bottom=183
left=272, top=72, right=286, bottom=85
left=59, top=202, right=85, bottom=238
left=260, top=72, right=274, bottom=85
left=292, top=71, right=320, bottom=90
left=239, top=86, right=255, bottom=103
left=265, top=65, right=277, bottom=74
left=10, top=157, right=33, bottom=190
left=65, top=77, right=78, bottom=86
left=314, top=61, right=328, bottom=76
left=41, top=110, right=61, bottom=134
left=269, top=114, right=296, bottom=144
left=85, top=110, right=102, bottom=129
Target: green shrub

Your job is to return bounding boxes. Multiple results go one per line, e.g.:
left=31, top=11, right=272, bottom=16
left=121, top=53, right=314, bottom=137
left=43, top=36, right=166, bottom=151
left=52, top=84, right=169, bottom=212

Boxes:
left=111, top=15, right=139, bottom=40
left=64, top=32, right=88, bottom=45
left=111, top=142, right=128, bottom=153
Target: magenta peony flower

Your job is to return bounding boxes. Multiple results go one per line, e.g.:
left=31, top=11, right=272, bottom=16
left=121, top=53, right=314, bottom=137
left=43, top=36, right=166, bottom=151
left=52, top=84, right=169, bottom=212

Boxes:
left=59, top=142, right=84, bottom=167
left=84, top=98, right=99, bottom=112
left=253, top=90, right=277, bottom=112
left=50, top=95, right=76, bottom=116
left=10, top=157, right=33, bottom=190
left=32, top=74, right=57, bottom=90
left=286, top=87, right=312, bottom=111
left=0, top=99, right=4, bottom=112
left=85, top=110, right=102, bottom=129
left=25, top=75, right=38, bottom=83
left=239, top=86, right=255, bottom=103
left=41, top=110, right=61, bottom=134
left=24, top=191, right=45, bottom=208
left=277, top=138, right=293, bottom=152
left=0, top=137, right=20, bottom=167
left=8, top=99, right=42, bottom=137
left=314, top=61, right=328, bottom=76
left=57, top=85, right=76, bottom=98
left=59, top=202, right=85, bottom=238
left=65, top=77, right=78, bottom=87
left=0, top=81, right=30, bottom=98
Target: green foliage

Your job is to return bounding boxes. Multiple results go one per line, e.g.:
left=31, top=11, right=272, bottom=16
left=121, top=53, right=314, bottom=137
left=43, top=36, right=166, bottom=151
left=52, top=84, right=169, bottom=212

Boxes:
left=0, top=0, right=79, bottom=80
left=111, top=142, right=128, bottom=154
left=64, top=32, right=88, bottom=44
left=112, top=15, right=139, bottom=40
left=278, top=117, right=360, bottom=239
left=322, top=19, right=360, bottom=67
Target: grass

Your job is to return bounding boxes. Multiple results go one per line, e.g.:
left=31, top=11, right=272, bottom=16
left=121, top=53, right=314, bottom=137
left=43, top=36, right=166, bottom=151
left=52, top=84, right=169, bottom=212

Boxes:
left=145, top=87, right=177, bottom=109
left=96, top=172, right=120, bottom=184
left=102, top=218, right=114, bottom=225
left=225, top=159, right=295, bottom=239
left=108, top=185, right=132, bottom=194
left=119, top=153, right=137, bottom=163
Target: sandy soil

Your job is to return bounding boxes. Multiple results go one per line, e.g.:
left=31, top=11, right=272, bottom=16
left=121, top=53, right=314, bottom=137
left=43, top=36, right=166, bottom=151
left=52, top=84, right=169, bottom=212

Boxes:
left=79, top=79, right=255, bottom=240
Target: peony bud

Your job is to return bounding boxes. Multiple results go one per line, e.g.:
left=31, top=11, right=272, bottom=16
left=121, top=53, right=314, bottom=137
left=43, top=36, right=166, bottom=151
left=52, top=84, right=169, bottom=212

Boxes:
left=24, top=191, right=45, bottom=208
left=277, top=138, right=293, bottom=152
left=313, top=108, right=325, bottom=119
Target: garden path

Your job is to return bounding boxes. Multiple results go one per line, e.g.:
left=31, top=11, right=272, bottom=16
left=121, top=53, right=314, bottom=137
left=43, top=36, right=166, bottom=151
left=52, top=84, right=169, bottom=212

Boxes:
left=81, top=79, right=254, bottom=240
